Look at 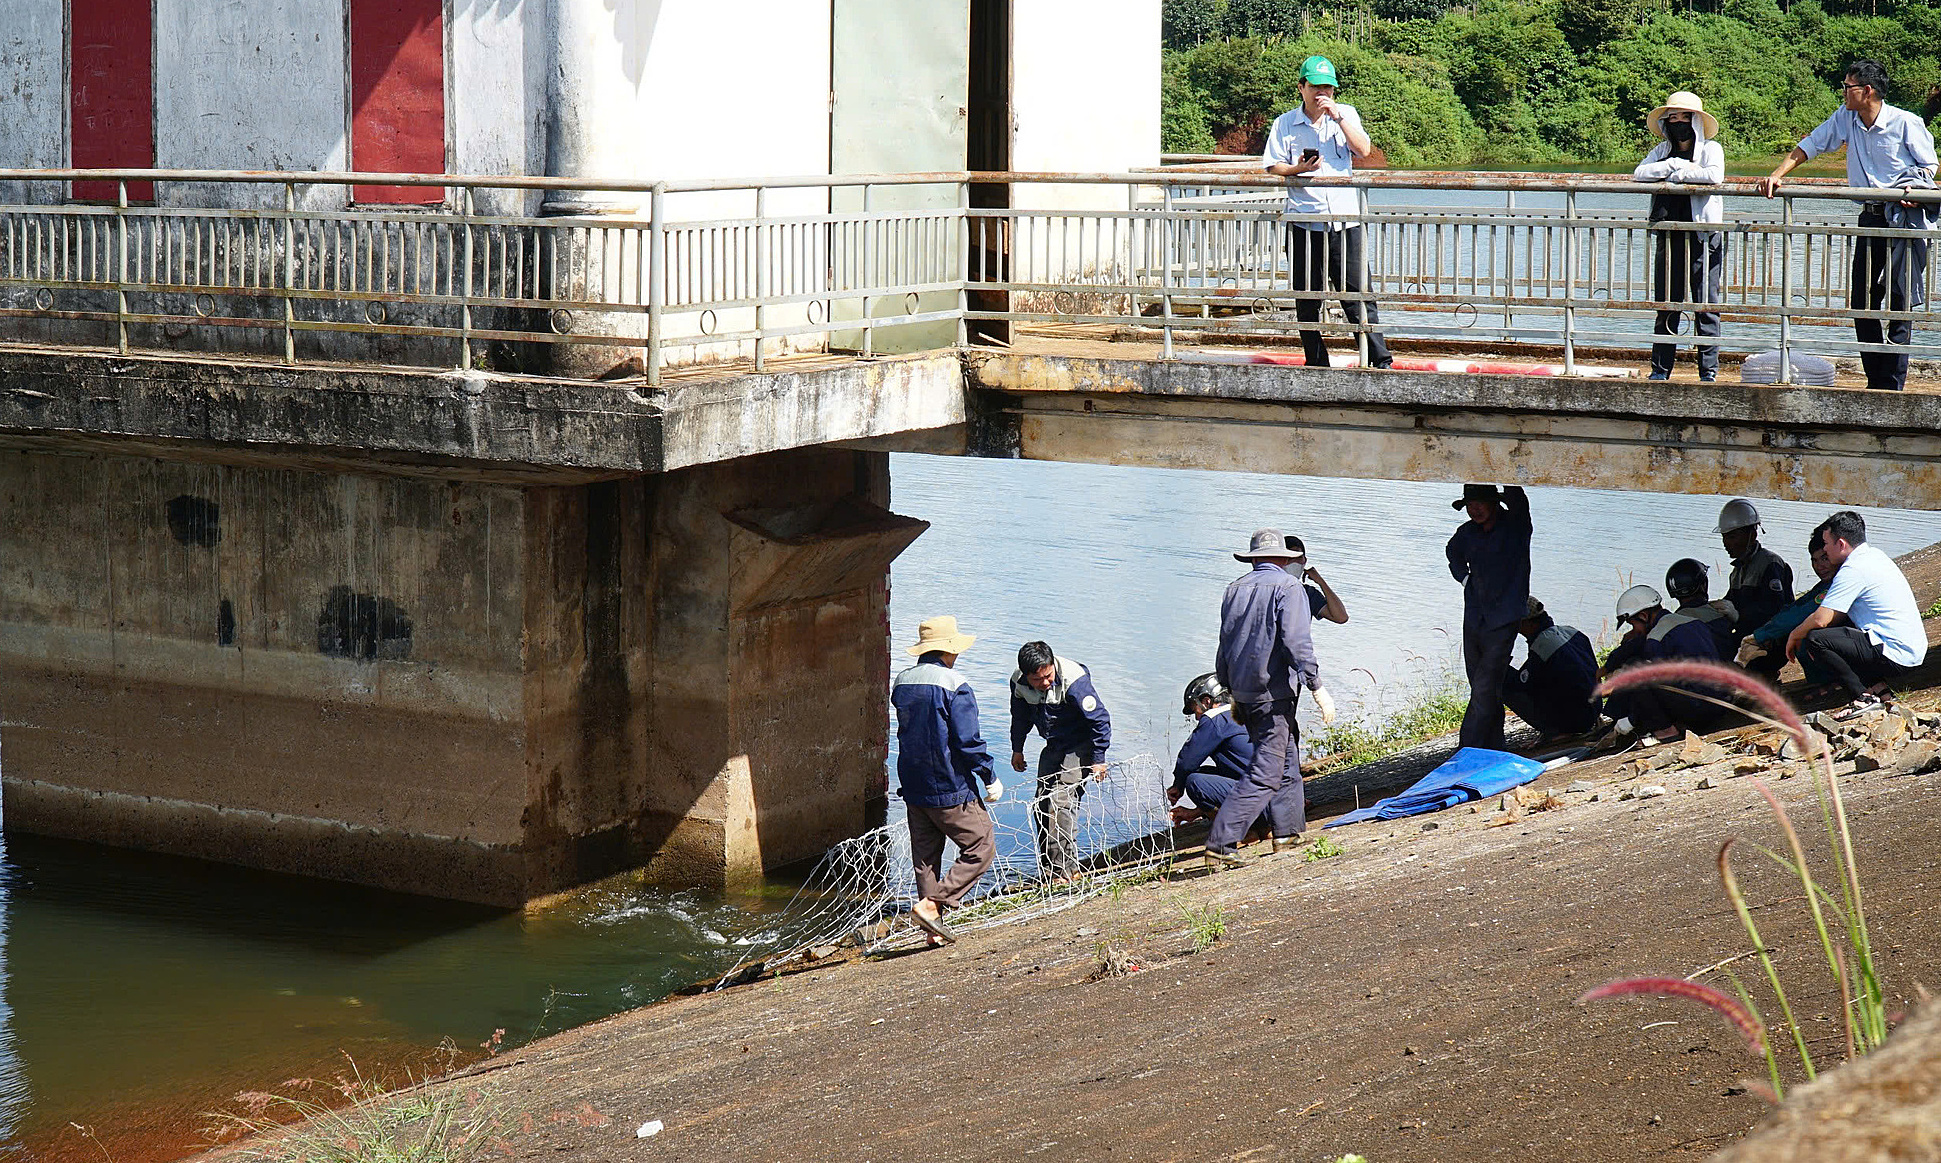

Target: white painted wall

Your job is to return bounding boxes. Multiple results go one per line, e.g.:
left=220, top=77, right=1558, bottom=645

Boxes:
left=451, top=0, right=548, bottom=215
left=1011, top=0, right=1161, bottom=212
left=155, top=0, right=349, bottom=209
left=0, top=0, right=67, bottom=205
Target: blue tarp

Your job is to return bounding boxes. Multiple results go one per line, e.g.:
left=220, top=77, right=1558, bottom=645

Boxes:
left=1322, top=747, right=1545, bottom=828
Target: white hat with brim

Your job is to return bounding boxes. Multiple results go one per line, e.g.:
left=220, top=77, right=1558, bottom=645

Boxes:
left=1647, top=91, right=1718, bottom=141
left=907, top=615, right=976, bottom=657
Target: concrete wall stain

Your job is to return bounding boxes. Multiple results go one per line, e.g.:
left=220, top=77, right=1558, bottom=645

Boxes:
left=164, top=494, right=220, bottom=547
left=315, top=585, right=413, bottom=661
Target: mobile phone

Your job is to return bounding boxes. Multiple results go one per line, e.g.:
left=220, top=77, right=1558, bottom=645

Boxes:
left=1301, top=148, right=1320, bottom=161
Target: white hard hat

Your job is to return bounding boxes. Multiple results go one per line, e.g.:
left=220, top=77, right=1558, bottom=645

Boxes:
left=1716, top=498, right=1760, bottom=534
left=1616, top=584, right=1663, bottom=620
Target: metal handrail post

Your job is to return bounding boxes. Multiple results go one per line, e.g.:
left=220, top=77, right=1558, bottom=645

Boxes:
left=647, top=183, right=665, bottom=389
left=1562, top=189, right=1577, bottom=376
left=754, top=185, right=767, bottom=371
left=459, top=186, right=475, bottom=370
left=281, top=182, right=296, bottom=364
left=1160, top=184, right=1176, bottom=359
left=115, top=180, right=129, bottom=353
left=861, top=183, right=874, bottom=357
left=1778, top=195, right=1794, bottom=385
left=957, top=179, right=970, bottom=347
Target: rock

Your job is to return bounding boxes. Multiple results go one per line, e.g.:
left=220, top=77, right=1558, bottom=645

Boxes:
left=1420, top=821, right=1440, bottom=832
left=1074, top=927, right=1099, bottom=938
left=1750, top=731, right=1789, bottom=756
left=1892, top=739, right=1941, bottom=776
left=808, top=944, right=840, bottom=960
left=1695, top=776, right=1716, bottom=789
left=1635, top=784, right=1669, bottom=799
left=1734, top=758, right=1767, bottom=776
left=1680, top=732, right=1727, bottom=765
left=1588, top=793, right=1601, bottom=802
left=1869, top=715, right=1911, bottom=749
left=1618, top=787, right=1637, bottom=801
left=1916, top=711, right=1941, bottom=729
left=1852, top=753, right=1883, bottom=774
left=1565, top=780, right=1594, bottom=794
left=1781, top=730, right=1830, bottom=762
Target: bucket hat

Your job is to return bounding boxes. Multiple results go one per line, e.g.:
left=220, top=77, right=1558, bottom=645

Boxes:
left=906, top=615, right=976, bottom=657
left=1233, top=529, right=1299, bottom=562
left=1451, top=483, right=1506, bottom=511
left=1647, top=91, right=1718, bottom=140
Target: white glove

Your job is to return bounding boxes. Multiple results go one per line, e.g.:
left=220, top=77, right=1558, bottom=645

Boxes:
left=983, top=778, right=1004, bottom=803
left=1313, top=686, right=1337, bottom=725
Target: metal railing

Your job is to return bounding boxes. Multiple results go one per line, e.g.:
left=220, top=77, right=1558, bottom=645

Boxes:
left=0, top=168, right=1935, bottom=386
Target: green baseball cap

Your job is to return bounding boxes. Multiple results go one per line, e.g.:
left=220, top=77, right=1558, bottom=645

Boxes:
left=1300, top=55, right=1339, bottom=87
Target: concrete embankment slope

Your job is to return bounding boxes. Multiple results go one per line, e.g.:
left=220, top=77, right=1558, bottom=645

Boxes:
left=279, top=730, right=1941, bottom=1163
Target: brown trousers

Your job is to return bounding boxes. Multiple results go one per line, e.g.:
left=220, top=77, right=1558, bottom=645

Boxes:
left=908, top=799, right=996, bottom=909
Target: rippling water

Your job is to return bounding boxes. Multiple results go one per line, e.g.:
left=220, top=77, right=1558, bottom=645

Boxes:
left=6, top=455, right=1941, bottom=1161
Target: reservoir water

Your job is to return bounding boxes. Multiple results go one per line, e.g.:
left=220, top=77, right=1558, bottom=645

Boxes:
left=8, top=454, right=1941, bottom=1162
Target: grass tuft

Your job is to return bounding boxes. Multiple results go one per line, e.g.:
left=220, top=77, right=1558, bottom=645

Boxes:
left=206, top=1059, right=520, bottom=1163
left=1302, top=836, right=1345, bottom=862
left=1309, top=679, right=1468, bottom=768
left=1176, top=899, right=1228, bottom=952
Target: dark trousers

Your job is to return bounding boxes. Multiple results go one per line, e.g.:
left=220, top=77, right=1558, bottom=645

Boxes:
left=1032, top=748, right=1087, bottom=880
left=1501, top=673, right=1599, bottom=739
left=1851, top=206, right=1930, bottom=392
left=1460, top=623, right=1519, bottom=750
left=1205, top=697, right=1305, bottom=850
left=1798, top=625, right=1911, bottom=700
left=1608, top=684, right=1725, bottom=738
left=1286, top=225, right=1392, bottom=369
left=1651, top=230, right=1724, bottom=379
left=908, top=800, right=995, bottom=909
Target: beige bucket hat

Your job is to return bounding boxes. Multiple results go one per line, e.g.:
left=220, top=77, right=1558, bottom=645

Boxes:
left=907, top=615, right=976, bottom=657
left=1647, top=91, right=1718, bottom=140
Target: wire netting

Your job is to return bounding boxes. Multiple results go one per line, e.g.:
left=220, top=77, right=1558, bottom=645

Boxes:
left=718, top=754, right=1175, bottom=983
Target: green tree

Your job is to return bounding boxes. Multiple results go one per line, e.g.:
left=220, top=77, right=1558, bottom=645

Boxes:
left=1556, top=0, right=1647, bottom=50
left=1222, top=0, right=1308, bottom=39
left=1162, top=0, right=1220, bottom=51
left=1162, top=61, right=1221, bottom=152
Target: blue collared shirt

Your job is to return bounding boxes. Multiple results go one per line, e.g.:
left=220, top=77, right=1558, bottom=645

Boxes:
left=1445, top=488, right=1533, bottom=632
left=1261, top=103, right=1364, bottom=230
left=1798, top=103, right=1938, bottom=191
left=1215, top=562, right=1321, bottom=703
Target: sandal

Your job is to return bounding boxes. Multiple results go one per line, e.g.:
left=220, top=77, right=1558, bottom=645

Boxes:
left=1833, top=693, right=1884, bottom=722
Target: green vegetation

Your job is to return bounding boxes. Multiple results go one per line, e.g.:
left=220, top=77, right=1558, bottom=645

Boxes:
left=1308, top=678, right=1469, bottom=767
left=208, top=1064, right=519, bottom=1163
left=1163, top=0, right=1941, bottom=164
left=1302, top=835, right=1346, bottom=861
left=1177, top=898, right=1230, bottom=951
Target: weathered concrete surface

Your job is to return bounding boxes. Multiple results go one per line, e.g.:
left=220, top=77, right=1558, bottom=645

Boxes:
left=0, top=446, right=918, bottom=904
left=962, top=352, right=1941, bottom=510
left=0, top=349, right=967, bottom=480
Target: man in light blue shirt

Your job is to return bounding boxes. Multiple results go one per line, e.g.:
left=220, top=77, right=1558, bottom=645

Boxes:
left=1261, top=55, right=1393, bottom=371
left=1786, top=511, right=1928, bottom=719
left=1760, top=60, right=1938, bottom=391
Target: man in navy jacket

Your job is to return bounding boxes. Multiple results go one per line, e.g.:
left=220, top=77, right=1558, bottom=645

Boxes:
left=892, top=616, right=1001, bottom=942
left=1603, top=585, right=1727, bottom=745
left=1168, top=673, right=1258, bottom=825
left=1010, top=640, right=1112, bottom=881
left=1446, top=484, right=1533, bottom=749
left=1501, top=597, right=1600, bottom=741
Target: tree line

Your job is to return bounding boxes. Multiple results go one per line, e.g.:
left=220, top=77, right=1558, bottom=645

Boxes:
left=1163, top=0, right=1941, bottom=165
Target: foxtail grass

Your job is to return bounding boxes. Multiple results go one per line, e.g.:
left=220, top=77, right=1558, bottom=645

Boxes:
left=1580, top=658, right=1888, bottom=1099
left=206, top=1058, right=519, bottom=1163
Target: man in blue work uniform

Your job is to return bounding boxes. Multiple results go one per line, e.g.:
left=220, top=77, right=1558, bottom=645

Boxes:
left=1760, top=60, right=1938, bottom=391
left=1167, top=673, right=1256, bottom=826
left=1009, top=640, right=1111, bottom=882
left=1286, top=535, right=1349, bottom=624
left=1446, top=484, right=1532, bottom=750
left=1207, top=530, right=1338, bottom=868
left=892, top=616, right=1002, bottom=944
left=1501, top=597, right=1600, bottom=742
left=1665, top=558, right=1738, bottom=658
left=1603, top=585, right=1727, bottom=745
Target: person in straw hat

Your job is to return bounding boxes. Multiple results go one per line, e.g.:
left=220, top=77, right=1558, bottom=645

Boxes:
left=1633, top=90, right=1726, bottom=382
left=890, top=616, right=1002, bottom=944
left=1446, top=484, right=1531, bottom=750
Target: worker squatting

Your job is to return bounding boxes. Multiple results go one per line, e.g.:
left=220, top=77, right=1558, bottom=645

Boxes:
left=888, top=492, right=1924, bottom=945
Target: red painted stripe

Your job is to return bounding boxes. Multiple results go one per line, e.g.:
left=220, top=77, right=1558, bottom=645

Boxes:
left=70, top=0, right=154, bottom=202
left=350, top=0, right=447, bottom=204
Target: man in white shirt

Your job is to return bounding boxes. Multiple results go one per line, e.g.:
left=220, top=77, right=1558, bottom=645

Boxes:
left=1759, top=60, right=1938, bottom=391
left=1261, top=55, right=1392, bottom=371
left=1786, top=510, right=1929, bottom=718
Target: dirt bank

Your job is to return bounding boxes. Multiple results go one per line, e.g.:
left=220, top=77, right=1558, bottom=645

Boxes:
left=242, top=723, right=1937, bottom=1162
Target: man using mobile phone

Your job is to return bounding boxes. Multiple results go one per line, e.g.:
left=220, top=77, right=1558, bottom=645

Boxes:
left=1262, top=55, right=1393, bottom=370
